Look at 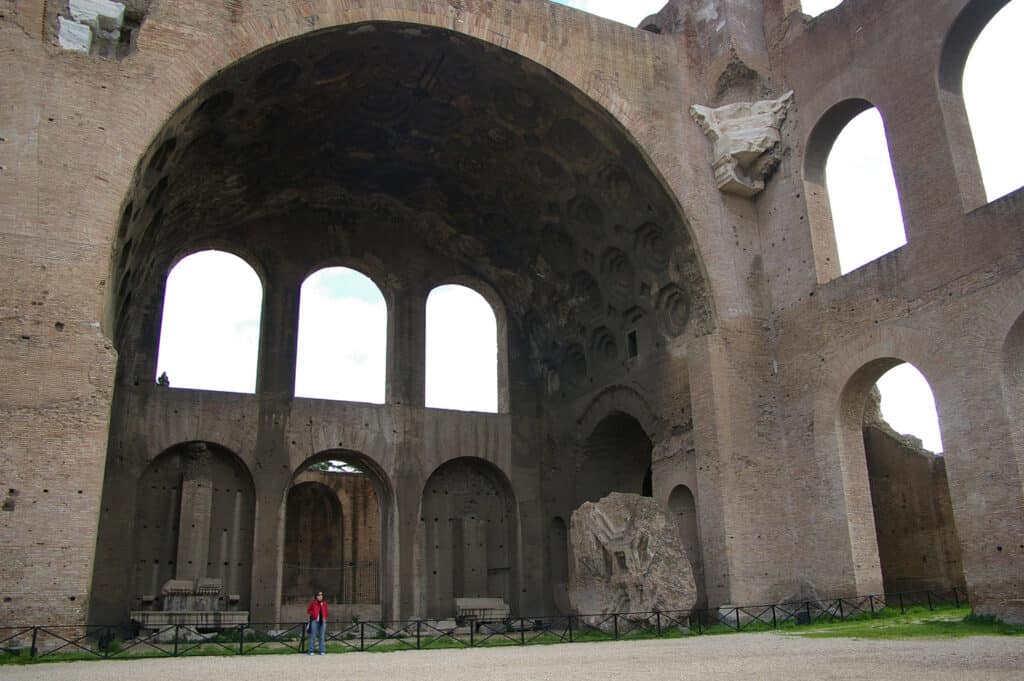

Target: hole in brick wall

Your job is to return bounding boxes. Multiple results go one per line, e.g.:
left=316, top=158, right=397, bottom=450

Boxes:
left=3, top=597, right=11, bottom=602
left=627, top=330, right=638, bottom=358
left=54, top=321, right=64, bottom=331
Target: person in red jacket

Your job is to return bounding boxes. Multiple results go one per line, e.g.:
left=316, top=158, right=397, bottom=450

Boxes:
left=306, top=590, right=328, bottom=655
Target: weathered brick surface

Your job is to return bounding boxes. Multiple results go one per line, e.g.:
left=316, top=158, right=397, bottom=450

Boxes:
left=1, top=0, right=1022, bottom=628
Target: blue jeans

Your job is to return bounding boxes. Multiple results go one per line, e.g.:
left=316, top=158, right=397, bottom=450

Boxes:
left=308, top=619, right=326, bottom=654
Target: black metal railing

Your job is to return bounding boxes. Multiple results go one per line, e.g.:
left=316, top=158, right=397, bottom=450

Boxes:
left=0, top=587, right=967, bottom=663
left=281, top=561, right=379, bottom=605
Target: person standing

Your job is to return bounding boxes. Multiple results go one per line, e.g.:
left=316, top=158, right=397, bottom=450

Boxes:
left=306, top=590, right=328, bottom=655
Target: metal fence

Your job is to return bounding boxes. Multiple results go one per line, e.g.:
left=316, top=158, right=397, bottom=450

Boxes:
left=281, top=561, right=379, bottom=605
left=0, top=588, right=967, bottom=662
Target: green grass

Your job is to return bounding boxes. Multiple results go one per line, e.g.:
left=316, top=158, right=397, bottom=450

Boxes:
left=4, top=606, right=1022, bottom=665
left=787, top=606, right=1024, bottom=640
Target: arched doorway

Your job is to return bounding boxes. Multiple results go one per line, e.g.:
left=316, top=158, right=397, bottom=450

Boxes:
left=283, top=452, right=390, bottom=622
left=667, top=484, right=705, bottom=608
left=577, top=412, right=653, bottom=507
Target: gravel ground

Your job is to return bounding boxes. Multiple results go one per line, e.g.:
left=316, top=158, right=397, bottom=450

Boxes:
left=3, top=634, right=1023, bottom=681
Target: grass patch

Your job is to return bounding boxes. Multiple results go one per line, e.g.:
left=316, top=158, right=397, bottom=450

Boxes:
left=789, top=606, right=1024, bottom=639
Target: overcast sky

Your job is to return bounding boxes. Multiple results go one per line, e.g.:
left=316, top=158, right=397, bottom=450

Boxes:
left=156, top=0, right=1023, bottom=454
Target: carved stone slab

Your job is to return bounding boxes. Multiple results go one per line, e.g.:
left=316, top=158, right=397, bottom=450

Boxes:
left=691, top=91, right=794, bottom=197
left=568, top=492, right=697, bottom=630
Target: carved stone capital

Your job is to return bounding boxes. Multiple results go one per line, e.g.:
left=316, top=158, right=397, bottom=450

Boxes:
left=690, top=91, right=794, bottom=197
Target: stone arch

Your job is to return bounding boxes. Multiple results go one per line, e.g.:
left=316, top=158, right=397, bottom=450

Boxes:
left=284, top=449, right=397, bottom=620
left=416, top=457, right=519, bottom=619
left=938, top=0, right=1021, bottom=207
left=576, top=408, right=655, bottom=509
left=576, top=385, right=664, bottom=444
left=424, top=276, right=510, bottom=414
left=100, top=3, right=713, bottom=343
left=803, top=98, right=905, bottom=281
left=667, top=484, right=705, bottom=607
left=131, top=441, right=256, bottom=614
left=814, top=325, right=954, bottom=597
left=282, top=482, right=344, bottom=604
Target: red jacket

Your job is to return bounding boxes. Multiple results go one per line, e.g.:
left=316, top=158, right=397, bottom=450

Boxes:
left=307, top=598, right=328, bottom=622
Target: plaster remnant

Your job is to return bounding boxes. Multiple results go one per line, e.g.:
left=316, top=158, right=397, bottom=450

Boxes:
left=690, top=91, right=794, bottom=197
left=70, top=0, right=125, bottom=38
left=57, top=16, right=92, bottom=54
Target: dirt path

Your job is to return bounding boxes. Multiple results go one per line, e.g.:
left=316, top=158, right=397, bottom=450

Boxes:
left=3, top=633, right=1023, bottom=680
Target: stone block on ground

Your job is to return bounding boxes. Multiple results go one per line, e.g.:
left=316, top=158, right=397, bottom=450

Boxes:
left=568, top=492, right=697, bottom=631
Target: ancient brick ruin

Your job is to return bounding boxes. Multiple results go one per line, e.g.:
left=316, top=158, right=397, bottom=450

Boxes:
left=1, top=0, right=1022, bottom=628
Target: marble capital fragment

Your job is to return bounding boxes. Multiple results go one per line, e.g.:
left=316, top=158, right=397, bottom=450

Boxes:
left=691, top=91, right=794, bottom=197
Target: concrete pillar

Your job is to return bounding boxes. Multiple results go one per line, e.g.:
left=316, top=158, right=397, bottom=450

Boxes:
left=174, top=443, right=214, bottom=580
left=387, top=285, right=427, bottom=407
left=256, top=267, right=301, bottom=398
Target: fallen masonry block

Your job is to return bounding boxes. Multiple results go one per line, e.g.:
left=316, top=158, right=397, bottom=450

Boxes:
left=57, top=16, right=93, bottom=54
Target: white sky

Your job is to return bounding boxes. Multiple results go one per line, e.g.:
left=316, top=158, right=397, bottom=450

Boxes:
left=155, top=0, right=1023, bottom=453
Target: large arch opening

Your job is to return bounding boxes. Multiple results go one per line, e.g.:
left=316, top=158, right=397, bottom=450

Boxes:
left=577, top=412, right=653, bottom=507
left=667, top=484, right=705, bottom=608
left=100, top=18, right=712, bottom=623
left=839, top=360, right=964, bottom=597
left=417, top=457, right=518, bottom=619
left=105, top=21, right=711, bottom=409
left=283, top=451, right=390, bottom=622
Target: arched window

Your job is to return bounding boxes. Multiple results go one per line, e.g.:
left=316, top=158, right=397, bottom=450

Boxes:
left=874, top=364, right=943, bottom=453
left=155, top=250, right=262, bottom=393
left=805, top=103, right=907, bottom=279
left=801, top=0, right=842, bottom=17
left=963, top=0, right=1024, bottom=201
left=294, top=267, right=387, bottom=403
left=425, top=284, right=498, bottom=413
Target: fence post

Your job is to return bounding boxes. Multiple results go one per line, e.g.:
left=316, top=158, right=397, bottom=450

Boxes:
left=953, top=587, right=960, bottom=609
left=655, top=611, right=662, bottom=637
left=926, top=591, right=933, bottom=611
left=173, top=625, right=179, bottom=657
left=735, top=608, right=741, bottom=631
left=300, top=622, right=307, bottom=653
left=360, top=622, right=365, bottom=652
left=805, top=601, right=812, bottom=624
left=520, top=618, right=526, bottom=646
left=238, top=623, right=244, bottom=656
left=613, top=613, right=619, bottom=640
left=869, top=595, right=875, bottom=616
left=416, top=620, right=421, bottom=650
left=30, top=626, right=38, bottom=658
left=838, top=599, right=844, bottom=621
left=771, top=605, right=777, bottom=629
left=567, top=615, right=573, bottom=643
left=469, top=620, right=475, bottom=648
left=898, top=592, right=905, bottom=614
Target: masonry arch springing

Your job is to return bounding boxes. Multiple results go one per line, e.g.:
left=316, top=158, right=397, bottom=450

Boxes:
left=939, top=0, right=1023, bottom=205
left=804, top=102, right=907, bottom=281
left=154, top=249, right=263, bottom=393
left=295, top=267, right=387, bottom=404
